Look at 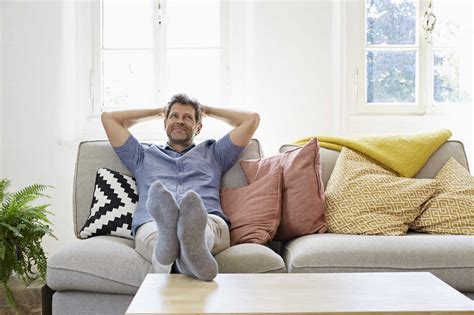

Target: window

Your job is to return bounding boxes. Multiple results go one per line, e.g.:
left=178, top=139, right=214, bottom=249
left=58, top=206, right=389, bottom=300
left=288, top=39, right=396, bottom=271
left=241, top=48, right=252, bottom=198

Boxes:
left=92, top=0, right=227, bottom=115
left=353, top=0, right=472, bottom=114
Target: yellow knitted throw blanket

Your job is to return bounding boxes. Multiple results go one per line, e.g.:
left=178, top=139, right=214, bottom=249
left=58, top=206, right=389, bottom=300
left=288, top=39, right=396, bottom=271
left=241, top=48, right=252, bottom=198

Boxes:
left=293, top=129, right=452, bottom=178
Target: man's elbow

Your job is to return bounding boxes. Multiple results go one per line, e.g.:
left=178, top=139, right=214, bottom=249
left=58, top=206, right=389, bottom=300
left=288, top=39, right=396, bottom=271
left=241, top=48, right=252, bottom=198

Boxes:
left=251, top=113, right=260, bottom=128
left=101, top=111, right=111, bottom=124
left=101, top=111, right=119, bottom=129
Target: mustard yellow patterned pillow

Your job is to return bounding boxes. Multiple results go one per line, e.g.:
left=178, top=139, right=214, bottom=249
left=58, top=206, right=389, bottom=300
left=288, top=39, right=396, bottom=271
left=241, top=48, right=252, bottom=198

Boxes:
left=411, top=158, right=474, bottom=235
left=325, top=148, right=440, bottom=235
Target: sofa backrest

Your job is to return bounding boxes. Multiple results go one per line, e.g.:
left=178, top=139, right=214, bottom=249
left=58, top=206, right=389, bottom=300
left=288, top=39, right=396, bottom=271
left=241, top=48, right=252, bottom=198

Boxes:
left=280, top=140, right=470, bottom=189
left=72, top=139, right=263, bottom=238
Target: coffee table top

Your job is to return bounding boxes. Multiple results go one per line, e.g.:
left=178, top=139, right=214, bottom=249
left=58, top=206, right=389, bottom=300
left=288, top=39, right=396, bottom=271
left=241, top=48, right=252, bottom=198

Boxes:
left=126, top=272, right=473, bottom=315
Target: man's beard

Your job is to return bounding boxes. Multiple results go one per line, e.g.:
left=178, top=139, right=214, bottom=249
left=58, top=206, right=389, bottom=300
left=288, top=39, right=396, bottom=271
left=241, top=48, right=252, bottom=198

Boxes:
left=166, top=126, right=194, bottom=147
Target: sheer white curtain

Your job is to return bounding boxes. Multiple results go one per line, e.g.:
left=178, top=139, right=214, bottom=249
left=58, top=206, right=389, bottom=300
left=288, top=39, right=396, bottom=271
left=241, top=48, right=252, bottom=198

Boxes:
left=57, top=0, right=80, bottom=143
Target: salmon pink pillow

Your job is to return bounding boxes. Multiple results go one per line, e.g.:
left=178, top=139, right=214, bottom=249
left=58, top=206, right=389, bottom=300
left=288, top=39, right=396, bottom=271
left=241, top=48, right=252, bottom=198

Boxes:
left=220, top=167, right=283, bottom=246
left=240, top=138, right=327, bottom=241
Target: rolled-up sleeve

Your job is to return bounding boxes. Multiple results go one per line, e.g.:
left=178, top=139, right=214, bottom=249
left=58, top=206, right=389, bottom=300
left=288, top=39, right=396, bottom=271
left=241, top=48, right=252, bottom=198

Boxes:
left=213, top=132, right=246, bottom=173
left=113, top=135, right=144, bottom=174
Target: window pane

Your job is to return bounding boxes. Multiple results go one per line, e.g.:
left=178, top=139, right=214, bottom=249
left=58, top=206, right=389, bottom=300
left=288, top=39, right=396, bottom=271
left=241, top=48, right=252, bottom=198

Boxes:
left=167, top=0, right=220, bottom=48
left=102, top=51, right=154, bottom=108
left=102, top=0, right=153, bottom=49
left=367, top=50, right=416, bottom=103
left=434, top=49, right=460, bottom=103
left=166, top=49, right=220, bottom=105
left=366, top=0, right=416, bottom=45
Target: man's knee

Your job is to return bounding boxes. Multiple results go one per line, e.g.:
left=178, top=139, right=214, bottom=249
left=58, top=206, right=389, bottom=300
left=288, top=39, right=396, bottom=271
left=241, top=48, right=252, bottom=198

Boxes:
left=134, top=221, right=158, bottom=262
left=207, top=214, right=230, bottom=255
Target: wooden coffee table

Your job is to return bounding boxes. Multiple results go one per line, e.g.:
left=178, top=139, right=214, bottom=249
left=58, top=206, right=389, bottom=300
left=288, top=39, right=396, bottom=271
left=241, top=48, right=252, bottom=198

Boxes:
left=126, top=272, right=473, bottom=314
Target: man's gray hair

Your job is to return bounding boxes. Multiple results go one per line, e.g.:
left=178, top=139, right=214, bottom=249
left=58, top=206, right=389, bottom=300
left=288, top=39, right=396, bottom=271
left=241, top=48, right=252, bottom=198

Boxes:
left=165, top=93, right=202, bottom=123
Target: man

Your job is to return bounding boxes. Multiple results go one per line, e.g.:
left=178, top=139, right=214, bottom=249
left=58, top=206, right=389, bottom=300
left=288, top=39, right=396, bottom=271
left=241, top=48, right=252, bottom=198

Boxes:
left=101, top=93, right=260, bottom=281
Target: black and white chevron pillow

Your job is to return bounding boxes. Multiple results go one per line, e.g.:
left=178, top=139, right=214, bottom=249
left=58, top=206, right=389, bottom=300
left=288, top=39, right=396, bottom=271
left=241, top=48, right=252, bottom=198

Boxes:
left=80, top=168, right=138, bottom=239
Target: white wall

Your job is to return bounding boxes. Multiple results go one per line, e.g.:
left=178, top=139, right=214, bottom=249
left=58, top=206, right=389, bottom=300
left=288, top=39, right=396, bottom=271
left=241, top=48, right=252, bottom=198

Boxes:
left=2, top=0, right=78, bottom=255
left=228, top=1, right=342, bottom=155
left=0, top=1, right=4, bottom=178
left=1, top=0, right=472, bottom=256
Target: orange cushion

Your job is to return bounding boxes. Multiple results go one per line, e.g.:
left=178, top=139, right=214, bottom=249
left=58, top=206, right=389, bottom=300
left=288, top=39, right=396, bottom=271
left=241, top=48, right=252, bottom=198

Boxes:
left=220, top=167, right=283, bottom=246
left=240, top=138, right=327, bottom=241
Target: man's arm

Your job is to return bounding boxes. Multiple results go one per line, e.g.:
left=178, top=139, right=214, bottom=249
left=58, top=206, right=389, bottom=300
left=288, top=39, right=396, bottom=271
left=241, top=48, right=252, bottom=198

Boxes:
left=101, top=108, right=165, bottom=147
left=202, top=106, right=260, bottom=147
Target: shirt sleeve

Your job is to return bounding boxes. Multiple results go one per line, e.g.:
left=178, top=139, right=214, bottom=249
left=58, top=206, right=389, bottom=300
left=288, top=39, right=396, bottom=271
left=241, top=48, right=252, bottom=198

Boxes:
left=213, top=132, right=246, bottom=173
left=112, top=134, right=145, bottom=174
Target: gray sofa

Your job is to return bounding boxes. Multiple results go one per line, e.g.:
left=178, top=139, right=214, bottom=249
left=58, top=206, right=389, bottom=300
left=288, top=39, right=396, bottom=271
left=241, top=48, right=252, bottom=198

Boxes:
left=47, top=139, right=474, bottom=315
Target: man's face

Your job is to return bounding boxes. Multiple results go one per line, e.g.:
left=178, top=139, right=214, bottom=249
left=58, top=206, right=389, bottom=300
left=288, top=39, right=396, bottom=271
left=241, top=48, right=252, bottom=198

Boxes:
left=164, top=103, right=202, bottom=145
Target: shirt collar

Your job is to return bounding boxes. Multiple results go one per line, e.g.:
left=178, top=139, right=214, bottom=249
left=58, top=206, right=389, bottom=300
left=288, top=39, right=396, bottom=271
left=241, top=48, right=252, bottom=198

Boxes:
left=164, top=142, right=196, bottom=154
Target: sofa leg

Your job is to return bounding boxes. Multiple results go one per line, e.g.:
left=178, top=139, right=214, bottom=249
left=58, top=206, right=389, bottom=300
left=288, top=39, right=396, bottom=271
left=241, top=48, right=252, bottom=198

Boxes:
left=42, top=284, right=54, bottom=315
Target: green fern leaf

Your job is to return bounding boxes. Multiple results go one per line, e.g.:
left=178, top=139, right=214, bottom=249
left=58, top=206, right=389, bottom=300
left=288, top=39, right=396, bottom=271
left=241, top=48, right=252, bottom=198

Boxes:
left=0, top=243, right=5, bottom=260
left=0, top=178, right=11, bottom=205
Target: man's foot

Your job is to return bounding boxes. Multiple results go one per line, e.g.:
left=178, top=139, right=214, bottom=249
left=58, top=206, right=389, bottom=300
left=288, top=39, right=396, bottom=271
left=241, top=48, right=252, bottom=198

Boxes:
left=176, top=190, right=218, bottom=281
left=146, top=181, right=180, bottom=265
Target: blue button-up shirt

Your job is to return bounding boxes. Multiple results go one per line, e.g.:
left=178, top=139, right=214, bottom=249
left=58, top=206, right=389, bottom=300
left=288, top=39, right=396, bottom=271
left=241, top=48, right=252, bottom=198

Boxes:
left=113, top=133, right=245, bottom=235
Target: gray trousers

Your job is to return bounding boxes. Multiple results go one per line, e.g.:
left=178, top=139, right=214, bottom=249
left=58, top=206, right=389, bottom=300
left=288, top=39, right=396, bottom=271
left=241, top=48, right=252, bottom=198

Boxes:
left=134, top=214, right=230, bottom=273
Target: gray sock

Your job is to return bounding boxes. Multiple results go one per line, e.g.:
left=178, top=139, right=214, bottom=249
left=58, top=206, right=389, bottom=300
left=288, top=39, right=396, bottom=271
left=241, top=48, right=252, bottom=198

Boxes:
left=146, top=181, right=180, bottom=266
left=175, top=190, right=218, bottom=281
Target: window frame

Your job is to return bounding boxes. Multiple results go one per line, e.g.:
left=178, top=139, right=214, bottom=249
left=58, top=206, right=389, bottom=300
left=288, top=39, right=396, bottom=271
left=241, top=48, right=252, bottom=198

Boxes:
left=351, top=0, right=469, bottom=115
left=355, top=0, right=425, bottom=114
left=90, top=0, right=230, bottom=117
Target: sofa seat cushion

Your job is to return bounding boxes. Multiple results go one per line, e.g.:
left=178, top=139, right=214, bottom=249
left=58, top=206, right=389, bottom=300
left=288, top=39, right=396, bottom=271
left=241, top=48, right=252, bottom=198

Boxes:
left=47, top=236, right=153, bottom=294
left=47, top=238, right=285, bottom=294
left=283, top=233, right=474, bottom=292
left=215, top=243, right=286, bottom=273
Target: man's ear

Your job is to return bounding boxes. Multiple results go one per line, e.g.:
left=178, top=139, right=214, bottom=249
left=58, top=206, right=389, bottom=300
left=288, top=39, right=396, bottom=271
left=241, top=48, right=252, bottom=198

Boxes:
left=195, top=122, right=202, bottom=135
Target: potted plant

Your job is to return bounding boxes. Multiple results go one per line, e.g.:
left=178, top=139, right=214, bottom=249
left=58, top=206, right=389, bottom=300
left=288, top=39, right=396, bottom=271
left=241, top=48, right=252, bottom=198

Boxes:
left=0, top=178, right=55, bottom=311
